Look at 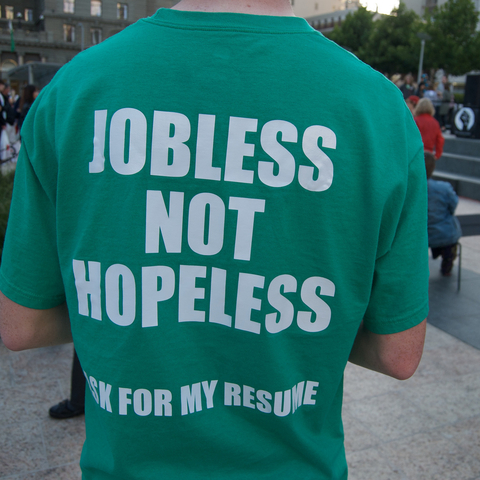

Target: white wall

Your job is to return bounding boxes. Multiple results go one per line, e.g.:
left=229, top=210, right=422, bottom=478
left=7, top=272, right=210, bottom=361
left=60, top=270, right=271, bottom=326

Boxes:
left=291, top=0, right=347, bottom=17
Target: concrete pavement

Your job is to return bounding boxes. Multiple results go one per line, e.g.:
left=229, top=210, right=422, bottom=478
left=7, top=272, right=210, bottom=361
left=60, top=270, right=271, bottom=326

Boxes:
left=0, top=198, right=479, bottom=480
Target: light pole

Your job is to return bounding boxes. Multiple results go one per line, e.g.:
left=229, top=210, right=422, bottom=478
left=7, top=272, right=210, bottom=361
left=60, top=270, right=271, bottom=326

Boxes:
left=36, top=14, right=44, bottom=32
left=77, top=22, right=85, bottom=51
left=16, top=11, right=23, bottom=30
left=417, top=33, right=431, bottom=86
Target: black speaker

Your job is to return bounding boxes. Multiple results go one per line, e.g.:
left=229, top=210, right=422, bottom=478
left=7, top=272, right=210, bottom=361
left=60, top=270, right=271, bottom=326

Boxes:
left=464, top=74, right=480, bottom=107
left=452, top=106, right=480, bottom=138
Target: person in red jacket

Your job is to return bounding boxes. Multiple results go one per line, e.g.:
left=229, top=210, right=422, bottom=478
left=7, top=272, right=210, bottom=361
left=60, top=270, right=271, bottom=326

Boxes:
left=414, top=98, right=445, bottom=159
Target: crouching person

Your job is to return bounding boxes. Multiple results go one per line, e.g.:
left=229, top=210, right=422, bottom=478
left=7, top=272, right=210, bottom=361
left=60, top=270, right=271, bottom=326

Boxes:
left=425, top=151, right=462, bottom=276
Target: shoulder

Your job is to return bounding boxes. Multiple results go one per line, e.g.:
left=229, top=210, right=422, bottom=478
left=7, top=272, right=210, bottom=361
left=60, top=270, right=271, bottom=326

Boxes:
left=305, top=32, right=406, bottom=106
left=40, top=19, right=147, bottom=89
left=429, top=179, right=455, bottom=192
left=416, top=114, right=437, bottom=126
left=415, top=113, right=428, bottom=121
left=26, top=19, right=147, bottom=115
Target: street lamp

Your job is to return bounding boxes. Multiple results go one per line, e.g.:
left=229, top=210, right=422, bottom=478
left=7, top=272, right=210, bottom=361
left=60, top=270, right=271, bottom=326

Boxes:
left=16, top=11, right=23, bottom=29
left=417, top=32, right=431, bottom=86
left=36, top=14, right=45, bottom=31
left=77, top=22, right=85, bottom=51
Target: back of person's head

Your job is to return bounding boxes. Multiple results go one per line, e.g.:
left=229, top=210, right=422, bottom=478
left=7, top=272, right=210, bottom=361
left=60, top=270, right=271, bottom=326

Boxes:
left=390, top=73, right=402, bottom=87
left=20, top=84, right=37, bottom=108
left=425, top=151, right=436, bottom=179
left=407, top=95, right=419, bottom=107
left=415, top=98, right=435, bottom=116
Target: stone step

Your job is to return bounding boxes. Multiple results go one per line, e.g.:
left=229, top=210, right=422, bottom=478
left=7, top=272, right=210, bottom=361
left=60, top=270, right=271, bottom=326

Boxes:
left=433, top=135, right=480, bottom=201
left=437, top=152, right=480, bottom=178
left=444, top=136, right=480, bottom=158
left=457, top=214, right=480, bottom=236
left=432, top=171, right=480, bottom=201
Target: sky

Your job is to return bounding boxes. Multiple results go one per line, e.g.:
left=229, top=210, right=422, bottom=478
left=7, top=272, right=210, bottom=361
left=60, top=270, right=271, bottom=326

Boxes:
left=361, top=0, right=400, bottom=14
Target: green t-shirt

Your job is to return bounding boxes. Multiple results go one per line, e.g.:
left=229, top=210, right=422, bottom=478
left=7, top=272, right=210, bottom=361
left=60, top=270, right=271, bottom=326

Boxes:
left=0, top=9, right=429, bottom=480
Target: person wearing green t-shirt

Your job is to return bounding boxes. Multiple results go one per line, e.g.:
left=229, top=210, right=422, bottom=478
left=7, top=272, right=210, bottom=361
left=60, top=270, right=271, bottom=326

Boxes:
left=0, top=1, right=428, bottom=478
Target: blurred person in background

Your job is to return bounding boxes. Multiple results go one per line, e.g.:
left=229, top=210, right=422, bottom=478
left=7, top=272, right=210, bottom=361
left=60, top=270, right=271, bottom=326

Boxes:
left=425, top=151, right=462, bottom=276
left=18, top=85, right=38, bottom=131
left=415, top=98, right=445, bottom=159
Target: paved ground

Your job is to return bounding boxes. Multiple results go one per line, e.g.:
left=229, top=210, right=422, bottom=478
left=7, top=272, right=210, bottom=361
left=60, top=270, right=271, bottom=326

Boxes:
left=0, top=198, right=479, bottom=480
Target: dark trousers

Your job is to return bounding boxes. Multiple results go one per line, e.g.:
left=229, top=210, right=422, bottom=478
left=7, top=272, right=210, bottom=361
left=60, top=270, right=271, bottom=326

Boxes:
left=431, top=243, right=458, bottom=276
left=70, top=349, right=87, bottom=408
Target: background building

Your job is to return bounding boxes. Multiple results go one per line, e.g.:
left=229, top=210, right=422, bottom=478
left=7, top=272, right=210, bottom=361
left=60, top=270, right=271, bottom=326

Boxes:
left=401, top=0, right=480, bottom=15
left=304, top=5, right=380, bottom=34
left=292, top=0, right=382, bottom=34
left=291, top=0, right=362, bottom=18
left=0, top=0, right=178, bottom=82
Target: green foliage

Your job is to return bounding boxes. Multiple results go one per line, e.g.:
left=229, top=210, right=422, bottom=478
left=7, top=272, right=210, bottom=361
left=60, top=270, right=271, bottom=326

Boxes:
left=326, top=0, right=480, bottom=76
left=425, top=0, right=480, bottom=74
left=362, top=4, right=422, bottom=74
left=327, top=6, right=375, bottom=59
left=0, top=169, right=15, bottom=261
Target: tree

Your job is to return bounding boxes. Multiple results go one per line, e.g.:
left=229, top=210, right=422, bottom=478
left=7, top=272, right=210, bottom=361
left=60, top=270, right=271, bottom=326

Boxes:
left=327, top=6, right=375, bottom=61
left=425, top=0, right=480, bottom=75
left=361, top=4, right=423, bottom=75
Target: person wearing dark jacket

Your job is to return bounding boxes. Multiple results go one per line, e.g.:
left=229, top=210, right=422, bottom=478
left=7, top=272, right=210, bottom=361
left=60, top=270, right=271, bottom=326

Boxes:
left=425, top=152, right=462, bottom=276
left=0, top=80, right=16, bottom=130
left=18, top=84, right=38, bottom=131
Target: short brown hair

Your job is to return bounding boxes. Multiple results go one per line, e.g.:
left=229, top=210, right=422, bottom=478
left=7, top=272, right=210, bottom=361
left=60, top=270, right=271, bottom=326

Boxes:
left=425, top=151, right=436, bottom=179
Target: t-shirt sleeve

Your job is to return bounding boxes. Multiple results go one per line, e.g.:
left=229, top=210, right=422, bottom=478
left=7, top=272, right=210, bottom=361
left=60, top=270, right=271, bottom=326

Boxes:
left=363, top=143, right=430, bottom=335
left=0, top=104, right=66, bottom=309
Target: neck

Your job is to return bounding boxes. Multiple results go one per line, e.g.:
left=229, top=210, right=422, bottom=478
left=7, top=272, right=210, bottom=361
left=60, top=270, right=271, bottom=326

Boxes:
left=171, top=0, right=295, bottom=16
